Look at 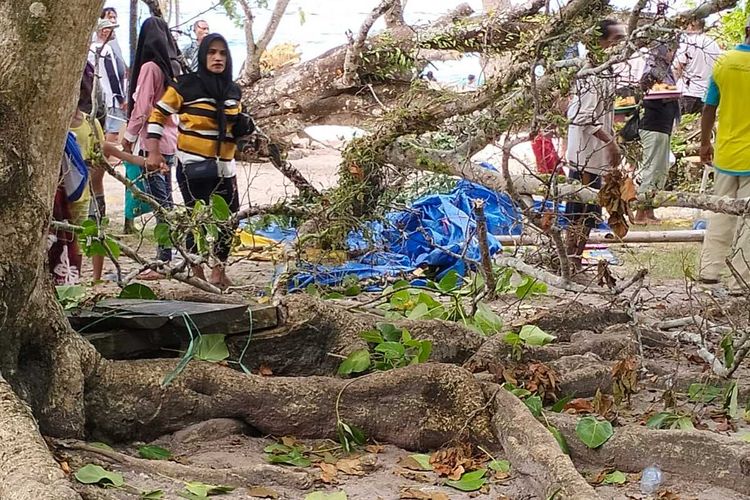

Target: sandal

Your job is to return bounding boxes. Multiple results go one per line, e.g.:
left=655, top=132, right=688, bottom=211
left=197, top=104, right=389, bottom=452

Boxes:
left=137, top=269, right=165, bottom=281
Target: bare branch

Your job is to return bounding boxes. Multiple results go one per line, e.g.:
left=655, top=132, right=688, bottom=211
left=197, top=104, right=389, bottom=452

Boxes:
left=257, top=0, right=291, bottom=55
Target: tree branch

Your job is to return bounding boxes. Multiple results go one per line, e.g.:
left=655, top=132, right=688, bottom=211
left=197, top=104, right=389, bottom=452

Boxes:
left=340, top=0, right=398, bottom=88
left=257, top=0, right=291, bottom=55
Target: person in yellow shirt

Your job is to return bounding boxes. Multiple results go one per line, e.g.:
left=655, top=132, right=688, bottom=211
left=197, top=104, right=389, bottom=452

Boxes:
left=698, top=16, right=750, bottom=294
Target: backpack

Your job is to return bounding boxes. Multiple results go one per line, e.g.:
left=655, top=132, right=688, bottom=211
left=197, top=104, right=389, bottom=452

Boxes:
left=61, top=132, right=89, bottom=202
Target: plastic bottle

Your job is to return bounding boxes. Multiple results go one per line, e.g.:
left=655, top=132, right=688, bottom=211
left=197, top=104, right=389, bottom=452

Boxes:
left=640, top=465, right=663, bottom=494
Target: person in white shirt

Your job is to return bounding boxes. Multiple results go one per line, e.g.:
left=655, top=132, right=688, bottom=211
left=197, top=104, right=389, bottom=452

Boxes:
left=89, top=18, right=128, bottom=141
left=673, top=19, right=722, bottom=114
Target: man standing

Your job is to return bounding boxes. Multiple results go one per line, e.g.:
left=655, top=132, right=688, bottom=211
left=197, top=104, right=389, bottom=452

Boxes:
left=182, top=20, right=210, bottom=72
left=698, top=17, right=750, bottom=294
left=565, top=19, right=626, bottom=270
left=674, top=19, right=722, bottom=115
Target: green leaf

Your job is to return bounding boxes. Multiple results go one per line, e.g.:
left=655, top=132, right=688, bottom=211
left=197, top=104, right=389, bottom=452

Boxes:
left=360, top=329, right=384, bottom=344
left=390, top=289, right=411, bottom=307
left=675, top=416, right=694, bottom=430
left=338, top=349, right=371, bottom=375
left=503, top=331, right=523, bottom=347
left=119, top=283, right=157, bottom=300
left=575, top=416, right=614, bottom=449
left=437, top=270, right=460, bottom=292
left=721, top=333, right=735, bottom=368
left=304, top=492, right=347, bottom=500
left=105, top=237, right=121, bottom=259
left=445, top=468, right=487, bottom=492
left=739, top=433, right=750, bottom=442
left=519, top=325, right=556, bottom=346
left=728, top=382, right=740, bottom=419
left=688, top=383, right=724, bottom=403
left=184, top=481, right=234, bottom=496
left=322, top=292, right=345, bottom=300
left=375, top=341, right=406, bottom=359
left=56, top=285, right=86, bottom=309
left=473, top=303, right=503, bottom=335
left=194, top=334, right=229, bottom=362
left=74, top=464, right=125, bottom=487
left=524, top=395, right=543, bottom=418
left=408, top=453, right=433, bottom=471
left=153, top=223, right=172, bottom=247
left=551, top=395, right=574, bottom=413
left=138, top=445, right=172, bottom=460
left=141, top=490, right=164, bottom=499
left=81, top=219, right=99, bottom=236
left=210, top=194, right=231, bottom=221
left=416, top=340, right=432, bottom=363
left=343, top=284, right=362, bottom=297
left=265, top=452, right=311, bottom=467
left=515, top=276, right=547, bottom=299
left=407, top=302, right=430, bottom=320
left=547, top=425, right=570, bottom=454
left=263, top=443, right=292, bottom=454
left=488, top=459, right=511, bottom=473
left=377, top=323, right=403, bottom=342
left=646, top=412, right=677, bottom=429
left=87, top=239, right=108, bottom=257
left=602, top=470, right=627, bottom=485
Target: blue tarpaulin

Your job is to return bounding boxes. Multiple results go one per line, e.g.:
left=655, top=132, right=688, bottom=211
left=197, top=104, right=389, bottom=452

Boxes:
left=247, top=162, right=605, bottom=290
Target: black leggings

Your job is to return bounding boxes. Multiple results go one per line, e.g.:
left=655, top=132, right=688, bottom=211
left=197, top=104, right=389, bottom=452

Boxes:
left=176, top=164, right=239, bottom=262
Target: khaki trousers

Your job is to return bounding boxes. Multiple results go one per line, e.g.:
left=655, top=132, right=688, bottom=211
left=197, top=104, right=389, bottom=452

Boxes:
left=699, top=171, right=750, bottom=292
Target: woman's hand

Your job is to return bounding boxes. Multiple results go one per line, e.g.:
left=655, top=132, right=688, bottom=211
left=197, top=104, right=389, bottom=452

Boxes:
left=121, top=138, right=133, bottom=154
left=145, top=151, right=167, bottom=173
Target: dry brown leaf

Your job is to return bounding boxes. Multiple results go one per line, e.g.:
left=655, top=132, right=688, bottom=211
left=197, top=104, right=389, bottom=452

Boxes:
left=365, top=444, right=385, bottom=454
left=400, top=487, right=450, bottom=500
left=658, top=491, right=681, bottom=500
left=259, top=364, right=273, bottom=377
left=447, top=464, right=465, bottom=481
left=564, top=398, right=595, bottom=414
left=59, top=461, right=71, bottom=474
left=318, top=463, right=338, bottom=484
left=394, top=469, right=436, bottom=484
left=337, top=457, right=365, bottom=476
left=592, top=389, right=614, bottom=419
left=281, top=436, right=297, bottom=447
left=620, top=176, right=637, bottom=202
left=247, top=486, right=280, bottom=498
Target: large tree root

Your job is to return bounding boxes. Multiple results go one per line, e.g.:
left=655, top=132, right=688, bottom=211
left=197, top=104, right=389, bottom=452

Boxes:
left=483, top=383, right=602, bottom=500
left=548, top=413, right=750, bottom=494
left=227, top=294, right=484, bottom=376
left=57, top=440, right=313, bottom=490
left=0, top=375, right=80, bottom=500
left=85, top=360, right=496, bottom=450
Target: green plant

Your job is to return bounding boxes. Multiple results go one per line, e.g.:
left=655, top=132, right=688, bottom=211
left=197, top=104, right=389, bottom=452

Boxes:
left=445, top=468, right=487, bottom=492
left=264, top=442, right=312, bottom=467
left=178, top=481, right=234, bottom=499
left=503, top=324, right=556, bottom=360
left=119, top=283, right=156, bottom=300
left=137, top=445, right=172, bottom=460
left=55, top=285, right=86, bottom=310
left=338, top=323, right=432, bottom=375
left=646, top=411, right=694, bottom=430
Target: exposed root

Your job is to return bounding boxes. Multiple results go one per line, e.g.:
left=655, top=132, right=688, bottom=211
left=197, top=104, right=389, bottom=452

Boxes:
left=85, top=360, right=497, bottom=450
left=483, top=383, right=602, bottom=500
left=56, top=440, right=313, bottom=490
left=0, top=375, right=80, bottom=500
left=230, top=294, right=484, bottom=376
left=547, top=413, right=750, bottom=494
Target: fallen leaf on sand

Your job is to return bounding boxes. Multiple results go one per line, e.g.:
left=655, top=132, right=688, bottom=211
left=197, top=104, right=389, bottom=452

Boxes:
left=365, top=444, right=384, bottom=454
left=395, top=470, right=436, bottom=484
left=259, top=364, right=274, bottom=376
left=336, top=457, right=364, bottom=476
left=399, top=487, right=450, bottom=500
left=398, top=455, right=432, bottom=471
left=564, top=398, right=595, bottom=414
left=247, top=486, right=280, bottom=498
left=318, top=463, right=338, bottom=484
left=281, top=436, right=297, bottom=447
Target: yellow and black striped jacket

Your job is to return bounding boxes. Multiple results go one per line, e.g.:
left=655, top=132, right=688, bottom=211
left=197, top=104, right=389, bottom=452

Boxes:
left=147, top=75, right=241, bottom=176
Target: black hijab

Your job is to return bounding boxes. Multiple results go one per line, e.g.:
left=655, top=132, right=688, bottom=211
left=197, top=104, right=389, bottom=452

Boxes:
left=128, top=17, right=181, bottom=119
left=195, top=34, right=240, bottom=151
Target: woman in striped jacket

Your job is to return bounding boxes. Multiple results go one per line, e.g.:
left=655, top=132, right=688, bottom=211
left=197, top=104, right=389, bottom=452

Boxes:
left=146, top=33, right=252, bottom=288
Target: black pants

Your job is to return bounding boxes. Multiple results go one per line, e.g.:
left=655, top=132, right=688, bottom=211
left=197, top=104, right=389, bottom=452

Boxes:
left=680, top=96, right=703, bottom=115
left=176, top=164, right=239, bottom=262
left=564, top=168, right=602, bottom=229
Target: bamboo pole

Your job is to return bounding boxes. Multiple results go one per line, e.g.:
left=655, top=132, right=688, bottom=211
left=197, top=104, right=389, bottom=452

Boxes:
left=497, top=229, right=704, bottom=246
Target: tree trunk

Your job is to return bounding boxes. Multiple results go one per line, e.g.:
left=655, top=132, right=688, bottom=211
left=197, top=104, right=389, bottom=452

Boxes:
left=130, top=0, right=139, bottom=65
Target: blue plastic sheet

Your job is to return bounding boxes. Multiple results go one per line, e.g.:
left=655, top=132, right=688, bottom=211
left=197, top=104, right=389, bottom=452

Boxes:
left=245, top=162, right=607, bottom=290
